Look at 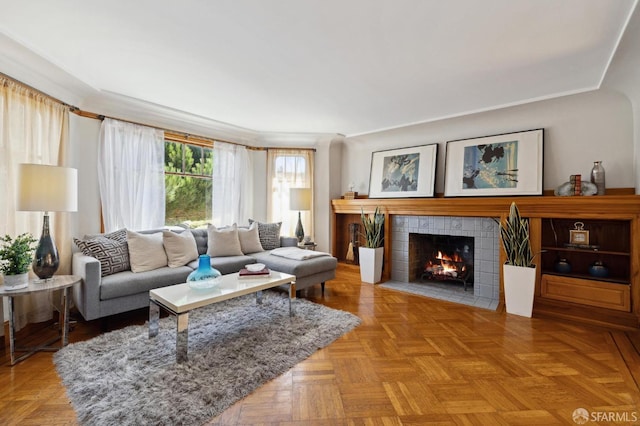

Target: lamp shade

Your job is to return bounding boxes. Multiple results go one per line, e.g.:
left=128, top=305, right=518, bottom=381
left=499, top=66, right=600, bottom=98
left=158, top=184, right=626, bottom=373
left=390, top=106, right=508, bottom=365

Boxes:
left=17, top=164, right=78, bottom=212
left=289, top=188, right=311, bottom=211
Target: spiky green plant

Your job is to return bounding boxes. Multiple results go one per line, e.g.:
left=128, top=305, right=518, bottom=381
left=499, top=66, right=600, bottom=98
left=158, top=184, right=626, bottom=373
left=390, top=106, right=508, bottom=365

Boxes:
left=0, top=233, right=38, bottom=275
left=499, top=202, right=534, bottom=267
left=361, top=207, right=384, bottom=248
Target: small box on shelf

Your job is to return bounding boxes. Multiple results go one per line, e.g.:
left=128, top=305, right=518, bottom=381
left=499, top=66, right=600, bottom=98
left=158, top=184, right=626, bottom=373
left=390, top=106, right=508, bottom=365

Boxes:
left=344, top=191, right=358, bottom=200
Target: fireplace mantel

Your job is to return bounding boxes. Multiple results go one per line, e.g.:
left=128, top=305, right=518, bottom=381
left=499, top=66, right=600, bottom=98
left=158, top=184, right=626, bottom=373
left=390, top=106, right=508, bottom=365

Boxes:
left=331, top=195, right=640, bottom=329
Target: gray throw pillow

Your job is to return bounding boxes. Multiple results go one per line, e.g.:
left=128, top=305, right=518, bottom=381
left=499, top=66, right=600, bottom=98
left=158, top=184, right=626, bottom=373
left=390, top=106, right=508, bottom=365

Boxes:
left=74, top=236, right=130, bottom=277
left=248, top=219, right=282, bottom=250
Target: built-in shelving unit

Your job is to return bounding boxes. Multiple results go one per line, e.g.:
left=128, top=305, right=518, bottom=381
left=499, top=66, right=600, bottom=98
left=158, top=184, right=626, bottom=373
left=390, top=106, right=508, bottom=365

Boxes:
left=332, top=195, right=640, bottom=330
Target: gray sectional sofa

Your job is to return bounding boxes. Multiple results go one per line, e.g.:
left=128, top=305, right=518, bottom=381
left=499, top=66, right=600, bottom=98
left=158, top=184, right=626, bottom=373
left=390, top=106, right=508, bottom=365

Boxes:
left=72, top=228, right=337, bottom=321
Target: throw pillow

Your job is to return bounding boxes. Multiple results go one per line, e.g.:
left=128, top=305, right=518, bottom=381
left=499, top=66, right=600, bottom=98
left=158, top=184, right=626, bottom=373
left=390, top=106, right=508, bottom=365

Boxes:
left=163, top=230, right=199, bottom=268
left=248, top=219, right=282, bottom=250
left=126, top=230, right=168, bottom=273
left=237, top=222, right=264, bottom=254
left=206, top=224, right=244, bottom=257
left=82, top=228, right=127, bottom=243
left=74, top=236, right=130, bottom=277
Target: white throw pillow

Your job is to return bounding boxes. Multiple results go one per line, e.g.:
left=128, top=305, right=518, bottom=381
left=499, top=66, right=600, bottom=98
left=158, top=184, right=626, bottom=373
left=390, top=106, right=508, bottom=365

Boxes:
left=237, top=222, right=264, bottom=254
left=163, top=230, right=199, bottom=268
left=207, top=224, right=244, bottom=257
left=127, top=230, right=168, bottom=273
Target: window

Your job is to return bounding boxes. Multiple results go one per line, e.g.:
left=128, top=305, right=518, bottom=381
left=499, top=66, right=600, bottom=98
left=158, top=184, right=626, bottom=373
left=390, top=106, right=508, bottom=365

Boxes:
left=164, top=140, right=212, bottom=226
left=267, top=149, right=314, bottom=238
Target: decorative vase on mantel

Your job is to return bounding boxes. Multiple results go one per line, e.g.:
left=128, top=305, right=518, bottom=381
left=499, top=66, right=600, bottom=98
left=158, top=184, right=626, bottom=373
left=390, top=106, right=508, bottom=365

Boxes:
left=590, top=161, right=605, bottom=195
left=187, top=255, right=221, bottom=290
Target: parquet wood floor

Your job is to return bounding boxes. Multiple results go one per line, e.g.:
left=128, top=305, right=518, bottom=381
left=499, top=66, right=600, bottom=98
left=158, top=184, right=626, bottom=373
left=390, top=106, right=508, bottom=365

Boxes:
left=1, top=264, right=639, bottom=425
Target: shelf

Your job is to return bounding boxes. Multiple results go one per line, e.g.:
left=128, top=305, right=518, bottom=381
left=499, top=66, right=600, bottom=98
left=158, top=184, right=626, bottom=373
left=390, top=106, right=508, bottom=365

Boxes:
left=541, top=246, right=630, bottom=256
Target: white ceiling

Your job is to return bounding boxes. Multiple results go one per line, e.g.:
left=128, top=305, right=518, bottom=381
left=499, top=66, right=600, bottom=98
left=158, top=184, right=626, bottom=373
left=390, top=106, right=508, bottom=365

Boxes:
left=0, top=0, right=636, bottom=137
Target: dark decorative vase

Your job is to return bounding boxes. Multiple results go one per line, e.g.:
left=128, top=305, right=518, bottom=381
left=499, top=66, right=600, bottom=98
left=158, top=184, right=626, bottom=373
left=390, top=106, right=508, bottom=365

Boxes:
left=187, top=255, right=221, bottom=289
left=32, top=214, right=59, bottom=279
left=554, top=258, right=571, bottom=274
left=588, top=261, right=609, bottom=278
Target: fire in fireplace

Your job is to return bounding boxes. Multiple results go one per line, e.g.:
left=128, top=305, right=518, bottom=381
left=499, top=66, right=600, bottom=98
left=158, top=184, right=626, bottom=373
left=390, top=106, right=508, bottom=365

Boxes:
left=409, top=233, right=474, bottom=291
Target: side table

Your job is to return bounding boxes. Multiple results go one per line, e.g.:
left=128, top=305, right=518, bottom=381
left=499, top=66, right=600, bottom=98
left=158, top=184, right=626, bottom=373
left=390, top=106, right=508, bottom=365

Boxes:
left=0, top=275, right=80, bottom=365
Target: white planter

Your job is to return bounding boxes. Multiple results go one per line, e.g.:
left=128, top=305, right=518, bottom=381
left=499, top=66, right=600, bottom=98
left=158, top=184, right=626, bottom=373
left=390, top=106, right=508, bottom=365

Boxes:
left=503, top=264, right=536, bottom=317
left=359, top=247, right=384, bottom=283
left=2, top=272, right=30, bottom=290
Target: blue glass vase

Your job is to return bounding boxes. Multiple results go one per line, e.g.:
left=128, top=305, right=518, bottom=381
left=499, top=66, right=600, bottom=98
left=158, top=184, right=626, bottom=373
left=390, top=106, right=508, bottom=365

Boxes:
left=187, top=255, right=221, bottom=289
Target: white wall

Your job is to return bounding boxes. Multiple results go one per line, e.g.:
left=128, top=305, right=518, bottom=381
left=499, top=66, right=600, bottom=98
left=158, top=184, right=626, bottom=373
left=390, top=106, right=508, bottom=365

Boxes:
left=340, top=89, right=634, bottom=195
left=602, top=5, right=640, bottom=193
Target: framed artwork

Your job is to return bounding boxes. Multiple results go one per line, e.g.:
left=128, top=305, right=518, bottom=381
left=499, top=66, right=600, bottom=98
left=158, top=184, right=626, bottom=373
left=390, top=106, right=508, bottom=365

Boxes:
left=443, top=128, right=544, bottom=197
left=368, top=144, right=438, bottom=198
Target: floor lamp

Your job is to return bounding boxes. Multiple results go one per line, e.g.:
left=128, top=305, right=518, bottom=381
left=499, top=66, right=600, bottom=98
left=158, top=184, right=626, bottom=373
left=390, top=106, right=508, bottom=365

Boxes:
left=289, top=188, right=311, bottom=243
left=17, top=164, right=78, bottom=280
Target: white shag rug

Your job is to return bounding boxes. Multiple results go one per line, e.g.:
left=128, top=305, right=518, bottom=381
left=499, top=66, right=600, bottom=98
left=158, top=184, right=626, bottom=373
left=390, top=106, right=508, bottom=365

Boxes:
left=54, top=291, right=360, bottom=425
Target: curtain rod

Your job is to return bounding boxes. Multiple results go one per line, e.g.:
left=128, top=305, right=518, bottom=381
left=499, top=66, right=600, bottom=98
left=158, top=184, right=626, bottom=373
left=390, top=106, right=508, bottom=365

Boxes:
left=0, top=72, right=75, bottom=110
left=73, top=109, right=266, bottom=150
left=74, top=108, right=316, bottom=152
left=2, top=72, right=316, bottom=152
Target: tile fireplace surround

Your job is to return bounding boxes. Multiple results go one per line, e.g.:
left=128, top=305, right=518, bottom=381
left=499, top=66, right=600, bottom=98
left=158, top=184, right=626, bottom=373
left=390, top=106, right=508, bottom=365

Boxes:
left=390, top=215, right=500, bottom=304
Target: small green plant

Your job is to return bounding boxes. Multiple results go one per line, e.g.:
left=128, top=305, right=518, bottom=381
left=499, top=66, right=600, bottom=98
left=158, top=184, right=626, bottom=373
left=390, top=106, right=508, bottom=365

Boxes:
left=0, top=233, right=38, bottom=275
left=499, top=202, right=534, bottom=267
left=361, top=207, right=384, bottom=248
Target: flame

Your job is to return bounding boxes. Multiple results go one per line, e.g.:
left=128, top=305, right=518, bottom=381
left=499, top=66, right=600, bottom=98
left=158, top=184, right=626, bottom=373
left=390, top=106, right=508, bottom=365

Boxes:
left=424, top=250, right=466, bottom=277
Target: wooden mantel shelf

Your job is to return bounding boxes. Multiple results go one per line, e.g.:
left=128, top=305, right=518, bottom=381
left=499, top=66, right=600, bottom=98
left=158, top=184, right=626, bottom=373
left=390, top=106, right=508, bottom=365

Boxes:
left=332, top=195, right=640, bottom=219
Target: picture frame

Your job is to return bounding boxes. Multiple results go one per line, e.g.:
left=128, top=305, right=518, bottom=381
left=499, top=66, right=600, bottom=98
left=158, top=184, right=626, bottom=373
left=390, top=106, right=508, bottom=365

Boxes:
left=443, top=128, right=544, bottom=197
left=367, top=144, right=438, bottom=198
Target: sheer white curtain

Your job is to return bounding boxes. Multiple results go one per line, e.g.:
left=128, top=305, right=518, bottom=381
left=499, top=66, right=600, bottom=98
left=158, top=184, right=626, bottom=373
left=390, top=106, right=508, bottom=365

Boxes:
left=267, top=149, right=314, bottom=238
left=98, top=118, right=165, bottom=231
left=0, top=77, right=70, bottom=330
left=212, top=141, right=250, bottom=226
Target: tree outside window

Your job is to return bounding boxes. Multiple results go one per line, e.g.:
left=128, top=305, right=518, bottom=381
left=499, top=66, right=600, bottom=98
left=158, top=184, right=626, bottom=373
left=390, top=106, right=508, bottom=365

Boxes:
left=164, top=141, right=212, bottom=226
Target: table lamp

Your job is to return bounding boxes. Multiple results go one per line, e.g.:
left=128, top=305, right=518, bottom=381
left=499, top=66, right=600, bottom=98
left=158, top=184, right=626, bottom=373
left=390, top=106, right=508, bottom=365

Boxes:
left=289, top=188, right=311, bottom=243
left=17, top=164, right=78, bottom=279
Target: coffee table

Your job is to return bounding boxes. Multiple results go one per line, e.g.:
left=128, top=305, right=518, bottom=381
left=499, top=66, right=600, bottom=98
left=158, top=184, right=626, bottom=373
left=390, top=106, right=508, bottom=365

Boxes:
left=149, top=271, right=296, bottom=363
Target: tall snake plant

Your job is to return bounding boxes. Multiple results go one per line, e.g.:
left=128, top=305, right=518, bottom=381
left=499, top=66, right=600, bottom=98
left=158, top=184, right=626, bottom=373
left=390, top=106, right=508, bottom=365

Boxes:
left=361, top=207, right=384, bottom=248
left=499, top=202, right=534, bottom=267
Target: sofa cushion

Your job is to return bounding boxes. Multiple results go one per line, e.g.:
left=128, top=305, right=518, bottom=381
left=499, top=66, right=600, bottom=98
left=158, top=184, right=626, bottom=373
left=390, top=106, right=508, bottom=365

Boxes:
left=100, top=266, right=192, bottom=300
left=207, top=224, right=244, bottom=257
left=249, top=250, right=337, bottom=279
left=163, top=230, right=199, bottom=267
left=127, top=230, right=168, bottom=273
left=187, top=255, right=256, bottom=275
left=238, top=222, right=264, bottom=254
left=191, top=228, right=208, bottom=254
left=248, top=219, right=282, bottom=250
left=74, top=236, right=130, bottom=277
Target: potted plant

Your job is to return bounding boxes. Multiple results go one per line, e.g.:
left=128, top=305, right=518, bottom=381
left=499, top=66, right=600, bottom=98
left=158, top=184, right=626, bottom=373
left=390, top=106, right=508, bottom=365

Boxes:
left=499, top=202, right=536, bottom=317
left=359, top=207, right=384, bottom=283
left=0, top=233, right=38, bottom=290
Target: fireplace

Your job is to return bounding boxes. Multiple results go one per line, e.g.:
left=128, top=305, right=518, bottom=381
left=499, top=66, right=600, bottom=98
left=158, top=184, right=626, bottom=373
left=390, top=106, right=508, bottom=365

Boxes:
left=391, top=215, right=499, bottom=302
left=410, top=233, right=474, bottom=290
